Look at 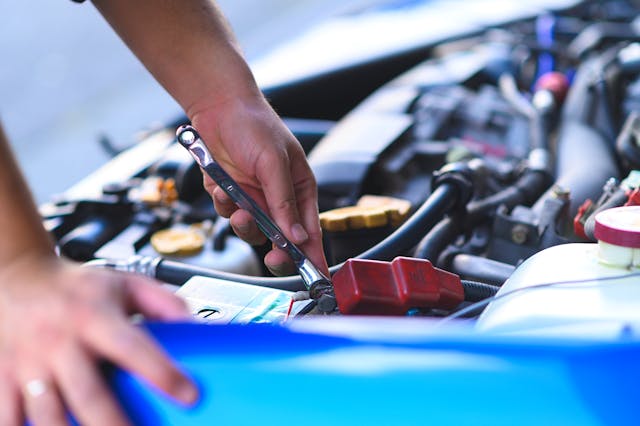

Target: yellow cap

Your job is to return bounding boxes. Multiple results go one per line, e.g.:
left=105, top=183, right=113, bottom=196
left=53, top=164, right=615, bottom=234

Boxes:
left=320, top=195, right=412, bottom=232
left=151, top=227, right=205, bottom=256
left=356, top=195, right=412, bottom=227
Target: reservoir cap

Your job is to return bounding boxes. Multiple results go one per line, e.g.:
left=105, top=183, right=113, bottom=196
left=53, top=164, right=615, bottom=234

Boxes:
left=319, top=195, right=411, bottom=232
left=594, top=206, right=640, bottom=248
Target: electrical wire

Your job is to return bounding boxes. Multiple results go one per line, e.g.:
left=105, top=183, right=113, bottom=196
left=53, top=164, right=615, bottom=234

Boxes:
left=460, top=279, right=500, bottom=302
left=438, top=271, right=640, bottom=325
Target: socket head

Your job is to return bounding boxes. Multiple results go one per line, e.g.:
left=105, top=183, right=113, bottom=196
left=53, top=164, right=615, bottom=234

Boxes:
left=176, top=125, right=197, bottom=147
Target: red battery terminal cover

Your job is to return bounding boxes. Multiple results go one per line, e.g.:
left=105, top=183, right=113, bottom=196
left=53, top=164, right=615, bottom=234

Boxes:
left=332, top=257, right=464, bottom=315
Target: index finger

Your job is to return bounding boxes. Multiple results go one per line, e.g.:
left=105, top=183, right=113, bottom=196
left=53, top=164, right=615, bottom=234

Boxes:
left=290, top=150, right=329, bottom=275
left=82, top=315, right=198, bottom=407
left=254, top=147, right=308, bottom=246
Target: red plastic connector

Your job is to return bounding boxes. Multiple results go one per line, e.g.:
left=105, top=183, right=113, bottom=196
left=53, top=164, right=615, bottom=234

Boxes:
left=332, top=257, right=464, bottom=315
left=573, top=199, right=593, bottom=240
left=625, top=188, right=640, bottom=206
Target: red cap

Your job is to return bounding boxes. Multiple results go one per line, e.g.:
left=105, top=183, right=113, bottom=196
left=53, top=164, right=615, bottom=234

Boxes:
left=594, top=206, right=640, bottom=248
left=535, top=72, right=570, bottom=104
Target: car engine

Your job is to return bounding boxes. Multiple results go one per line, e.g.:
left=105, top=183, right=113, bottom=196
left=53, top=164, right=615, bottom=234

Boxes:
left=42, top=0, right=640, bottom=331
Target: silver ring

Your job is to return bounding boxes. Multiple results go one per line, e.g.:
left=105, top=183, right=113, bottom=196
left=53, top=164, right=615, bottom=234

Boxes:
left=24, top=379, right=48, bottom=398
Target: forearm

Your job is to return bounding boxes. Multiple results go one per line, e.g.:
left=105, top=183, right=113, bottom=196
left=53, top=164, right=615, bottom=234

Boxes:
left=0, top=126, right=197, bottom=421
left=0, top=125, right=54, bottom=265
left=91, top=0, right=329, bottom=274
left=91, top=0, right=261, bottom=117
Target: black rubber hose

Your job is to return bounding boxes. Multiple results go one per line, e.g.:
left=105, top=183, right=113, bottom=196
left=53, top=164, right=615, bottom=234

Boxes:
left=415, top=171, right=549, bottom=262
left=155, top=183, right=461, bottom=288
left=413, top=216, right=462, bottom=263
left=533, top=120, right=619, bottom=219
left=466, top=170, right=549, bottom=222
left=356, top=183, right=459, bottom=261
left=532, top=53, right=620, bottom=219
left=451, top=254, right=515, bottom=286
left=156, top=259, right=308, bottom=291
left=462, top=279, right=500, bottom=302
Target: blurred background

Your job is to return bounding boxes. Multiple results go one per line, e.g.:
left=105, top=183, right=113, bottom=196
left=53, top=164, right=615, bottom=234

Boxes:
left=0, top=0, right=368, bottom=202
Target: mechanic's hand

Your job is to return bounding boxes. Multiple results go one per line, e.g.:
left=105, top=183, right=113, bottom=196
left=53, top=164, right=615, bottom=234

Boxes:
left=0, top=255, right=198, bottom=426
left=191, top=95, right=329, bottom=277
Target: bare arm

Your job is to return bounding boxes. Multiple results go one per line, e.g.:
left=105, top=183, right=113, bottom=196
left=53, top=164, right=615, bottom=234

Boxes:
left=92, top=0, right=256, bottom=113
left=0, top=127, right=197, bottom=424
left=0, top=127, right=55, bottom=265
left=92, top=0, right=328, bottom=276
left=0, top=1, right=327, bottom=423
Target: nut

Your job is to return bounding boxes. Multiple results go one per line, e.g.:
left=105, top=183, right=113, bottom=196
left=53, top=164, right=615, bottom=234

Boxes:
left=510, top=224, right=529, bottom=245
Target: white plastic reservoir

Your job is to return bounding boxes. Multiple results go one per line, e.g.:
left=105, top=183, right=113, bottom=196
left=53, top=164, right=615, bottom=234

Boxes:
left=476, top=206, right=640, bottom=336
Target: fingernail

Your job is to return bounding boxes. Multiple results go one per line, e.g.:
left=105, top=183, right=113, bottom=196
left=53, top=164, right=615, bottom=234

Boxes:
left=267, top=263, right=285, bottom=276
left=213, top=189, right=226, bottom=204
left=235, top=222, right=250, bottom=235
left=176, top=379, right=199, bottom=406
left=267, top=261, right=296, bottom=276
left=291, top=223, right=308, bottom=243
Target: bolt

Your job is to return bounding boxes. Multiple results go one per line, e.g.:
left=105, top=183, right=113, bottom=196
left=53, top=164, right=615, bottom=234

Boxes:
left=317, top=294, right=338, bottom=314
left=551, top=185, right=570, bottom=201
left=511, top=224, right=529, bottom=245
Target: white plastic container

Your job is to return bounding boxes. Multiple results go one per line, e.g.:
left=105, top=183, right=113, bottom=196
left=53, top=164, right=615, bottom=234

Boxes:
left=476, top=206, right=640, bottom=336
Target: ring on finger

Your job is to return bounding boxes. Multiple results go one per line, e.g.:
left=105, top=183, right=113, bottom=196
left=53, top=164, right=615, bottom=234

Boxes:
left=24, top=379, right=48, bottom=398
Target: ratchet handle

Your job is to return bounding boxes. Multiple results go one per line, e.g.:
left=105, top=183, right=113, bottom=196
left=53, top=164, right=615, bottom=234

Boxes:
left=176, top=126, right=295, bottom=251
left=201, top=163, right=304, bottom=263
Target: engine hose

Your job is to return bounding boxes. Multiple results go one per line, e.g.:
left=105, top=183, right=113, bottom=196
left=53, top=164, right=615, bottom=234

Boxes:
left=532, top=53, right=620, bottom=219
left=154, top=183, right=461, bottom=288
left=156, top=258, right=309, bottom=291
left=420, top=173, right=547, bottom=264
left=462, top=279, right=500, bottom=302
left=84, top=256, right=310, bottom=292
left=414, top=170, right=549, bottom=262
left=451, top=254, right=515, bottom=286
left=467, top=170, right=549, bottom=222
left=413, top=216, right=461, bottom=263
left=533, top=120, right=620, bottom=219
left=355, top=183, right=460, bottom=261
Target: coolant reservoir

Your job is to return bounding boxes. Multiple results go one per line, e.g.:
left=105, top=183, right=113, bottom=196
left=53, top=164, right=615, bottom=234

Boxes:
left=476, top=206, right=640, bottom=336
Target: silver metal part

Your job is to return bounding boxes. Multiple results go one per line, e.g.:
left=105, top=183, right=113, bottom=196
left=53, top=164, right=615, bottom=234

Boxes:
left=532, top=89, right=555, bottom=113
left=298, top=258, right=333, bottom=298
left=83, top=255, right=161, bottom=277
left=527, top=148, right=552, bottom=174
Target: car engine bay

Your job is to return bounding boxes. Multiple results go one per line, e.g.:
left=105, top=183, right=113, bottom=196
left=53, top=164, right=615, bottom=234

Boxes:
left=42, top=0, right=640, bottom=334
